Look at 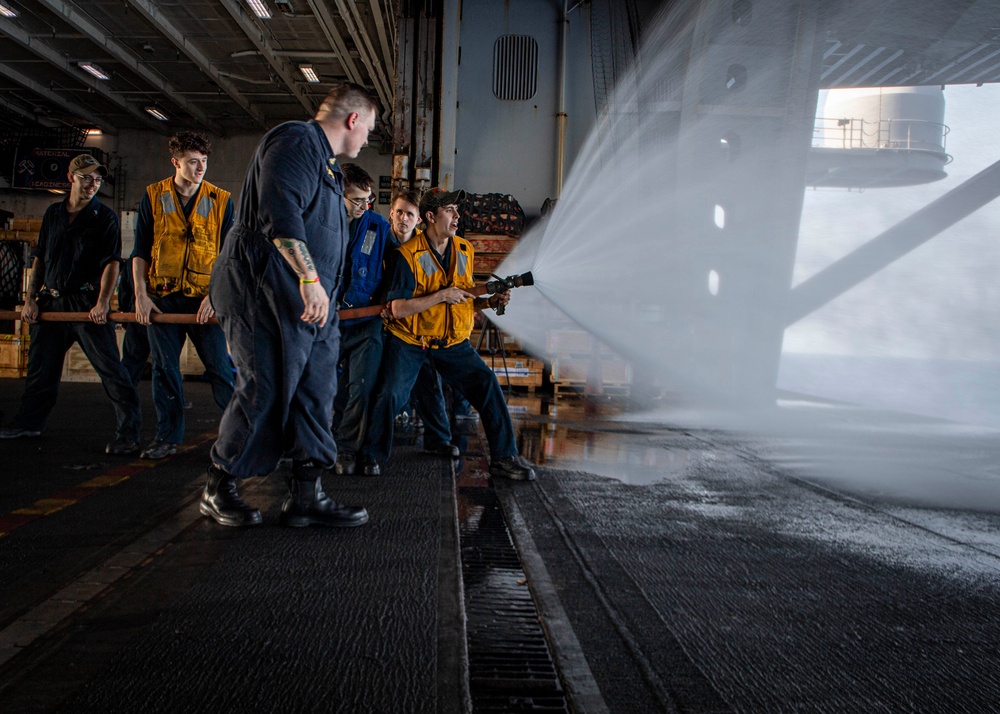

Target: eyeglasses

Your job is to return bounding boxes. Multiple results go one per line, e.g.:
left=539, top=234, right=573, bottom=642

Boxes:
left=74, top=173, right=103, bottom=185
left=346, top=195, right=374, bottom=208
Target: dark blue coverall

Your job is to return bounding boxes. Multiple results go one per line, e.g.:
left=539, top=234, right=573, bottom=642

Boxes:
left=208, top=120, right=348, bottom=480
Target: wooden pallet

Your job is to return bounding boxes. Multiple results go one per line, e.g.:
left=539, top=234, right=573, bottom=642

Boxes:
left=552, top=381, right=631, bottom=397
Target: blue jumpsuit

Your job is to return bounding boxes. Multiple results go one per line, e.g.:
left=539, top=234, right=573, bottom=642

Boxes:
left=332, top=209, right=397, bottom=454
left=208, top=120, right=348, bottom=479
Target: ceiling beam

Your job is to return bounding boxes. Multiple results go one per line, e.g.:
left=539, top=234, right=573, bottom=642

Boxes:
left=369, top=0, right=395, bottom=83
left=331, top=0, right=393, bottom=110
left=305, top=0, right=366, bottom=86
left=0, top=93, right=51, bottom=125
left=123, top=0, right=269, bottom=128
left=218, top=0, right=316, bottom=116
left=35, top=0, right=221, bottom=132
left=0, top=62, right=119, bottom=135
left=0, top=18, right=164, bottom=132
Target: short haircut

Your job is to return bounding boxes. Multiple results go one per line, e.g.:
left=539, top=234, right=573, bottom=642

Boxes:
left=342, top=163, right=373, bottom=192
left=391, top=190, right=420, bottom=211
left=168, top=131, right=211, bottom=158
left=317, top=82, right=379, bottom=121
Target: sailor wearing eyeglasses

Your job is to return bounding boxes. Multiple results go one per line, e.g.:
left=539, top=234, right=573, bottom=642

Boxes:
left=331, top=163, right=396, bottom=476
left=0, top=154, right=142, bottom=455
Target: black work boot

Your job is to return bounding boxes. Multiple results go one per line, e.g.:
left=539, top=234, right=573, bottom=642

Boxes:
left=199, top=464, right=263, bottom=527
left=280, top=461, right=369, bottom=528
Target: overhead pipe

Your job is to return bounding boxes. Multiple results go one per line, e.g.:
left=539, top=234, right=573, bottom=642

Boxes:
left=555, top=2, right=584, bottom=197
left=556, top=0, right=569, bottom=198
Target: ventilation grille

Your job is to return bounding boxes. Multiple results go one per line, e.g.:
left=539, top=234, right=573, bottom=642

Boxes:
left=493, top=35, right=538, bottom=101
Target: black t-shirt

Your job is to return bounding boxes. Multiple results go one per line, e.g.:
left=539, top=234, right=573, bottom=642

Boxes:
left=34, top=197, right=120, bottom=291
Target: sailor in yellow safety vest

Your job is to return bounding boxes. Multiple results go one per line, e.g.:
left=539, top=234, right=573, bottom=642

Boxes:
left=357, top=188, right=536, bottom=481
left=131, top=131, right=235, bottom=460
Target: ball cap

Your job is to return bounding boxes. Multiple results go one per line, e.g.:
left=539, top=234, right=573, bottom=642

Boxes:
left=68, top=154, right=107, bottom=177
left=419, top=187, right=466, bottom=216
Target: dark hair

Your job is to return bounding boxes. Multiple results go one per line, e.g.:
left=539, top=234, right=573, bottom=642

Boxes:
left=168, top=131, right=211, bottom=158
left=341, top=163, right=373, bottom=192
left=318, top=82, right=379, bottom=120
left=391, top=190, right=420, bottom=211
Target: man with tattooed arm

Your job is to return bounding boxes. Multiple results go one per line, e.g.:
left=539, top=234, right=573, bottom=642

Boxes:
left=199, top=82, right=377, bottom=529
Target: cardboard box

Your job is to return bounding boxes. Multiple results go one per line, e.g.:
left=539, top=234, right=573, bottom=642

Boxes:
left=550, top=356, right=631, bottom=385
left=489, top=356, right=543, bottom=389
left=545, top=328, right=617, bottom=357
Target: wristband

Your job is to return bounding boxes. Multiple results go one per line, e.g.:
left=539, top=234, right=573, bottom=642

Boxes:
left=300, top=277, right=320, bottom=284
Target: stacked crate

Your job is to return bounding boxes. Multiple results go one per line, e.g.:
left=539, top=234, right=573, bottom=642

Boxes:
left=0, top=217, right=39, bottom=378
left=546, top=327, right=632, bottom=396
left=0, top=335, right=27, bottom=378
left=5, top=216, right=44, bottom=239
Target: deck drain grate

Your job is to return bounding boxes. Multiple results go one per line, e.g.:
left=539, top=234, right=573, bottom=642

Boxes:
left=458, top=485, right=569, bottom=712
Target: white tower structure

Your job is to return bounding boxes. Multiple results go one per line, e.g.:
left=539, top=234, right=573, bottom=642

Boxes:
left=808, top=86, right=950, bottom=188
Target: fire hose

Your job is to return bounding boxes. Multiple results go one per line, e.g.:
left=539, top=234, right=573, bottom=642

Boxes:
left=0, top=272, right=534, bottom=324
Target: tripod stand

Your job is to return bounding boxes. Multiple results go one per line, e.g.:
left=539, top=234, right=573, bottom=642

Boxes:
left=476, top=315, right=511, bottom=392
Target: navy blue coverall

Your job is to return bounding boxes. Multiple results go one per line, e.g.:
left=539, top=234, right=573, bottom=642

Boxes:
left=209, top=120, right=349, bottom=479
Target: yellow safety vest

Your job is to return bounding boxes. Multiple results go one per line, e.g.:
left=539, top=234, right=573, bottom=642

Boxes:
left=147, top=177, right=230, bottom=298
left=387, top=231, right=477, bottom=348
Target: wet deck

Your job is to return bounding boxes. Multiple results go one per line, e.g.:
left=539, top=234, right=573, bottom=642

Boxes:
left=2, top=379, right=1000, bottom=712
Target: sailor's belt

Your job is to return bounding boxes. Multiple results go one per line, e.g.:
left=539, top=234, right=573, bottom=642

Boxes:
left=40, top=283, right=95, bottom=298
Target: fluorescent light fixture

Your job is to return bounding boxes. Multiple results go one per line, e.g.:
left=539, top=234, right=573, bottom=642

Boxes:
left=0, top=2, right=17, bottom=18
left=78, top=62, right=111, bottom=81
left=245, top=0, right=272, bottom=19
left=300, top=64, right=320, bottom=83
left=86, top=128, right=103, bottom=137
left=144, top=106, right=169, bottom=121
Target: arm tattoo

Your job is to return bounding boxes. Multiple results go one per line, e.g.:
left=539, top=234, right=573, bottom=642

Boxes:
left=274, top=238, right=317, bottom=278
